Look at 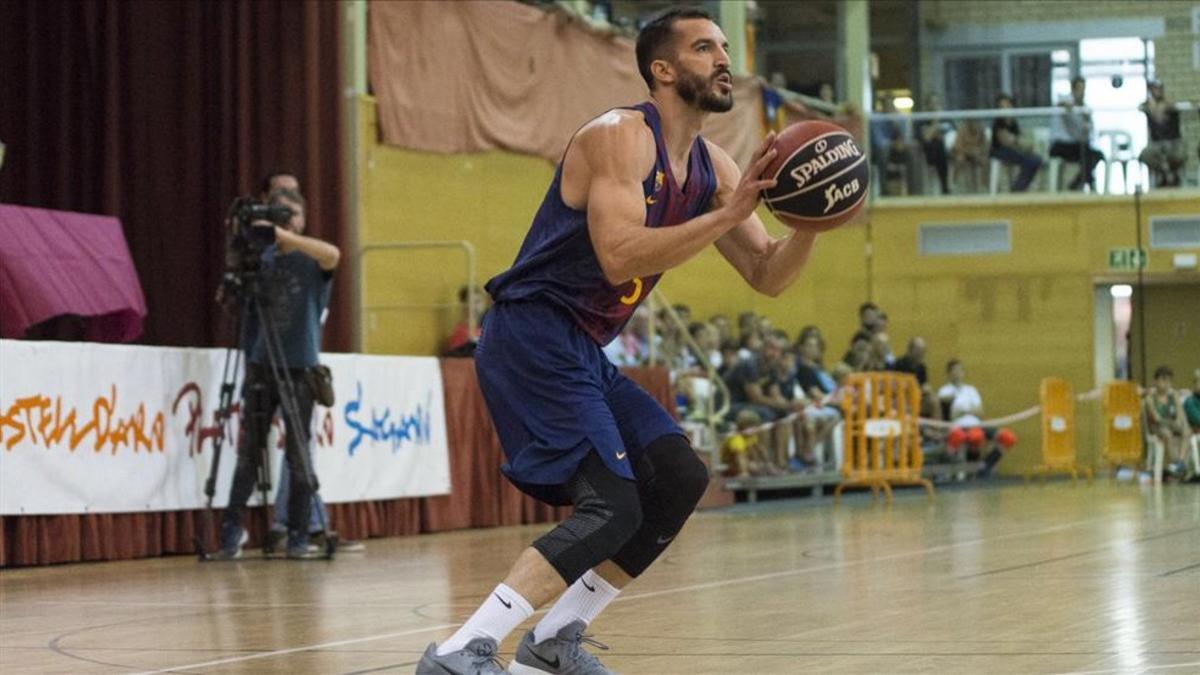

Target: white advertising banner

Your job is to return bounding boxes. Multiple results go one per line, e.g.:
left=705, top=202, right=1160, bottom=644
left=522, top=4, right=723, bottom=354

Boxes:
left=0, top=340, right=451, bottom=515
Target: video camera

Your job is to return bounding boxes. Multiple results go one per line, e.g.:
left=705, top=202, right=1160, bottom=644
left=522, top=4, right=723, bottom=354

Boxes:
left=220, top=196, right=293, bottom=301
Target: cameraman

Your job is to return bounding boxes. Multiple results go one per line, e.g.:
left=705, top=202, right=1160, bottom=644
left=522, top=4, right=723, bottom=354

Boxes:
left=216, top=188, right=340, bottom=559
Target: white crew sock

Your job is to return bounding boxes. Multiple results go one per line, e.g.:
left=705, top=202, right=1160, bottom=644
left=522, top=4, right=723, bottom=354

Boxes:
left=436, top=583, right=534, bottom=656
left=532, top=569, right=620, bottom=644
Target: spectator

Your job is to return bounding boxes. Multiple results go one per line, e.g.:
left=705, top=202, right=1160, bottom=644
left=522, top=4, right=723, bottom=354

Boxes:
left=794, top=324, right=826, bottom=359
left=723, top=334, right=801, bottom=470
left=840, top=331, right=872, bottom=371
left=1138, top=80, right=1185, bottom=188
left=990, top=93, right=1042, bottom=192
left=817, top=81, right=835, bottom=106
left=720, top=409, right=782, bottom=478
left=1184, top=367, right=1200, bottom=434
left=892, top=336, right=929, bottom=387
left=871, top=96, right=915, bottom=196
left=672, top=303, right=692, bottom=325
left=716, top=338, right=740, bottom=379
left=866, top=331, right=893, bottom=370
left=710, top=313, right=733, bottom=344
left=916, top=94, right=953, bottom=195
left=736, top=311, right=757, bottom=340
left=951, top=118, right=989, bottom=193
left=937, top=358, right=1015, bottom=476
left=858, top=302, right=881, bottom=334
left=602, top=306, right=650, bottom=366
left=1145, top=365, right=1188, bottom=477
left=444, top=285, right=488, bottom=357
left=794, top=334, right=842, bottom=465
left=1049, top=77, right=1104, bottom=192
left=736, top=331, right=762, bottom=362
left=874, top=311, right=890, bottom=336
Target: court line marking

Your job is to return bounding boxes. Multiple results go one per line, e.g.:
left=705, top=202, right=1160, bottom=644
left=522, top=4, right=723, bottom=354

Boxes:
left=1057, top=660, right=1200, bottom=674
left=134, top=504, right=1184, bottom=675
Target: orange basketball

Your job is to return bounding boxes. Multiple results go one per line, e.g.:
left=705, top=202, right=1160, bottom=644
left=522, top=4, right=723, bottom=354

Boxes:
left=760, top=120, right=868, bottom=231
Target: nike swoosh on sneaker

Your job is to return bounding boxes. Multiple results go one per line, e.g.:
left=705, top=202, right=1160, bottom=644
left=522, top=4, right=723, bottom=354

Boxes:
left=529, top=649, right=561, bottom=670
left=616, top=451, right=627, bottom=460
left=656, top=534, right=675, bottom=545
left=581, top=579, right=596, bottom=592
left=494, top=593, right=512, bottom=609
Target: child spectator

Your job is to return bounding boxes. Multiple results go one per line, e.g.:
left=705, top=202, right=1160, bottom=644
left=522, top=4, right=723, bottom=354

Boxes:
left=1145, top=365, right=1189, bottom=478
left=721, top=409, right=782, bottom=477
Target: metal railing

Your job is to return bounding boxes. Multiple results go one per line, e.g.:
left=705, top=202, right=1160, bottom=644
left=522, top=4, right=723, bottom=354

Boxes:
left=357, top=240, right=477, bottom=353
left=647, top=289, right=731, bottom=463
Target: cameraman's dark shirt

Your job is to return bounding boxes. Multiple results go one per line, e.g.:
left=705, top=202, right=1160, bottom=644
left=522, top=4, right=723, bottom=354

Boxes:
left=892, top=355, right=927, bottom=386
left=242, top=246, right=332, bottom=368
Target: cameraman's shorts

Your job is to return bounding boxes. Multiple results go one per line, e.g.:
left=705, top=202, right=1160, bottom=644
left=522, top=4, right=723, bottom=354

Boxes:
left=474, top=300, right=680, bottom=506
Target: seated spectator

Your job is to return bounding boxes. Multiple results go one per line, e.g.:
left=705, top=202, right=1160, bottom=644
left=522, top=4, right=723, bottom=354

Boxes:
left=723, top=334, right=801, bottom=471
left=871, top=96, right=916, bottom=196
left=858, top=301, right=881, bottom=334
left=716, top=338, right=740, bottom=379
left=865, top=331, right=893, bottom=370
left=1180, top=367, right=1200, bottom=429
left=1145, top=365, right=1189, bottom=478
left=677, top=321, right=723, bottom=419
left=794, top=334, right=842, bottom=464
left=603, top=306, right=649, bottom=366
left=918, top=386, right=953, bottom=464
left=736, top=311, right=757, bottom=341
left=915, top=94, right=953, bottom=195
left=1185, top=367, right=1200, bottom=434
left=937, top=358, right=1015, bottom=476
left=721, top=409, right=783, bottom=478
left=840, top=331, right=872, bottom=371
left=710, top=313, right=733, bottom=344
left=1138, top=80, right=1186, bottom=188
left=443, top=285, right=488, bottom=357
left=990, top=93, right=1042, bottom=192
left=892, top=336, right=929, bottom=387
left=1049, top=77, right=1104, bottom=192
left=951, top=118, right=989, bottom=193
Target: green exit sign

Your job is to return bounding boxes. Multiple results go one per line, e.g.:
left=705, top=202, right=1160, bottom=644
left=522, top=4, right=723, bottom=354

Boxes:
left=1108, top=247, right=1147, bottom=271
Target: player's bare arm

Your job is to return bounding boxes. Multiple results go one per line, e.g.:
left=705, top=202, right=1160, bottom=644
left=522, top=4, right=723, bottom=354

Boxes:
left=708, top=140, right=818, bottom=298
left=569, top=111, right=778, bottom=285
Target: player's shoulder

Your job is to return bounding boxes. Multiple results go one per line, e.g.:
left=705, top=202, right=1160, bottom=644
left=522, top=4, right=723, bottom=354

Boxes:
left=576, top=108, right=654, bottom=151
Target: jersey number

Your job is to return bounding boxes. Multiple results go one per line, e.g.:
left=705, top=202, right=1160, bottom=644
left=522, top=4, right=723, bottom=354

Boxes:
left=619, top=277, right=643, bottom=305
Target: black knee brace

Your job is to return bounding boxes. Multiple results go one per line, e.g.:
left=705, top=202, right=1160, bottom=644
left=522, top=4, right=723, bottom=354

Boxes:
left=612, top=434, right=709, bottom=578
left=531, top=452, right=643, bottom=585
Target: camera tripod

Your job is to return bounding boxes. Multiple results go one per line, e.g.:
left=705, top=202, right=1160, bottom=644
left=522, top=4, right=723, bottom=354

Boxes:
left=194, top=283, right=336, bottom=561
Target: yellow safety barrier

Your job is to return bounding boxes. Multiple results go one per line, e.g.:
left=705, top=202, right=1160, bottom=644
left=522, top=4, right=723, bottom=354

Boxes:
left=834, top=372, right=933, bottom=504
left=1026, top=377, right=1094, bottom=483
left=1102, top=381, right=1144, bottom=470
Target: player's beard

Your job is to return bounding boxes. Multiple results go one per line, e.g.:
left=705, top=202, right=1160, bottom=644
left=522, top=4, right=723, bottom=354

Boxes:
left=676, top=65, right=733, bottom=113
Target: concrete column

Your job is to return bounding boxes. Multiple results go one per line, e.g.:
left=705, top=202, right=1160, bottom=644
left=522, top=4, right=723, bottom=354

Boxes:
left=719, top=0, right=748, bottom=75
left=838, top=0, right=871, bottom=113
left=343, top=0, right=367, bottom=351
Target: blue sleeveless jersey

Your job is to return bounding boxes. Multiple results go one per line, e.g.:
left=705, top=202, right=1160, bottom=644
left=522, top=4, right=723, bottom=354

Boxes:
left=485, top=102, right=719, bottom=345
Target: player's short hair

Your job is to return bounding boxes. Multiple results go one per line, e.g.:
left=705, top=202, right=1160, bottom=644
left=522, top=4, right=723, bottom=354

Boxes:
left=635, top=7, right=715, bottom=90
left=858, top=301, right=879, bottom=317
left=1153, top=365, right=1173, bottom=380
left=946, top=358, right=962, bottom=373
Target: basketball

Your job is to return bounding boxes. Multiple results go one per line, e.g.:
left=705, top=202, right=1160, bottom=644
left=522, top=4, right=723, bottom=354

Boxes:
left=760, top=120, right=869, bottom=231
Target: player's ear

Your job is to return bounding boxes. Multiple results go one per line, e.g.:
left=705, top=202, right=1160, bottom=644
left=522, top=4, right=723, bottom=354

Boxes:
left=650, top=59, right=674, bottom=87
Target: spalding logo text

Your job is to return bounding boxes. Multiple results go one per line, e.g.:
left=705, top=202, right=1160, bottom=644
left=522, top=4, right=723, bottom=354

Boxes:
left=787, top=137, right=861, bottom=191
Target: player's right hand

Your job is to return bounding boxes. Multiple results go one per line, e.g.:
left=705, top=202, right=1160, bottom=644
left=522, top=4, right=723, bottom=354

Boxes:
left=721, top=132, right=777, bottom=225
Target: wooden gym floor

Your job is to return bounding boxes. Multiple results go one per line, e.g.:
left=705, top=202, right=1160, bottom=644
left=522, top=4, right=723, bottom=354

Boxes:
left=2, top=482, right=1198, bottom=674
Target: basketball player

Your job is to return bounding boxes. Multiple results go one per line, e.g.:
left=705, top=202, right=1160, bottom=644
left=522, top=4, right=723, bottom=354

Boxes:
left=417, top=8, right=820, bottom=674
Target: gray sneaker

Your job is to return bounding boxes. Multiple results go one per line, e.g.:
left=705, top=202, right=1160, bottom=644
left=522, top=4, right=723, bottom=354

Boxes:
left=415, top=637, right=506, bottom=675
left=511, top=621, right=611, bottom=675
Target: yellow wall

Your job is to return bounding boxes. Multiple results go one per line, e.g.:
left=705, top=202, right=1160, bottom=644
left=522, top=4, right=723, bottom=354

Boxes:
left=1130, top=282, right=1200, bottom=386
left=359, top=98, right=1200, bottom=473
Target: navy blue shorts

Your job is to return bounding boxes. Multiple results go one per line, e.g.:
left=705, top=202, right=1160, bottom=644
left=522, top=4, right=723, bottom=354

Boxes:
left=475, top=300, right=681, bottom=504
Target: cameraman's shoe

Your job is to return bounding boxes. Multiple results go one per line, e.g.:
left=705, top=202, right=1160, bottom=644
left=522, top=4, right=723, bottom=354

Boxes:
left=211, top=530, right=248, bottom=561
left=286, top=531, right=324, bottom=559
left=311, top=530, right=365, bottom=553
left=264, top=529, right=287, bottom=555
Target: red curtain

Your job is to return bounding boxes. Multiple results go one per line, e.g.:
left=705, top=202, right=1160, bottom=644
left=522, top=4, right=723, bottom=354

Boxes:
left=0, top=363, right=674, bottom=567
left=0, top=0, right=350, bottom=351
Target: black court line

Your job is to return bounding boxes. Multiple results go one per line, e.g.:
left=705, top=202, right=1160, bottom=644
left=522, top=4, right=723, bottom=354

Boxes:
left=959, top=525, right=1200, bottom=579
left=1159, top=561, right=1200, bottom=577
